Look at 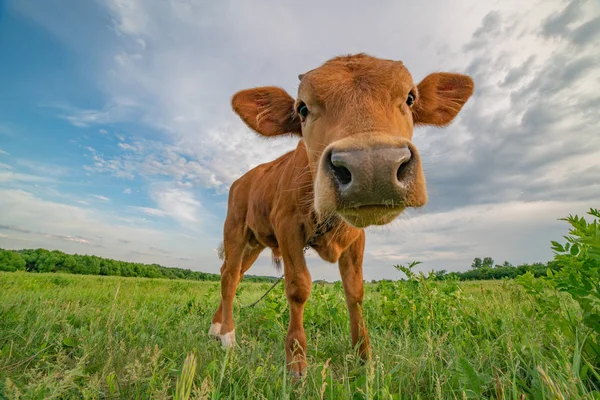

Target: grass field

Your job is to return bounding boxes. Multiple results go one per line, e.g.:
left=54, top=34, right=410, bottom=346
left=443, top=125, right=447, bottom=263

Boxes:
left=0, top=271, right=593, bottom=399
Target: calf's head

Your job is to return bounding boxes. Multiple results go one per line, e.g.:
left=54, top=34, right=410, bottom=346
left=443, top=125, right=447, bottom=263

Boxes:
left=232, top=54, right=474, bottom=228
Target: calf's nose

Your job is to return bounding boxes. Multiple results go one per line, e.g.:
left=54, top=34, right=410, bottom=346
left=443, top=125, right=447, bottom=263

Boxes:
left=327, top=146, right=413, bottom=207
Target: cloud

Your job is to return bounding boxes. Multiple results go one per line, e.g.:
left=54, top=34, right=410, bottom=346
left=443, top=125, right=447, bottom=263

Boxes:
left=0, top=189, right=215, bottom=270
left=542, top=0, right=584, bottom=37
left=132, top=206, right=167, bottom=217
left=150, top=184, right=203, bottom=225
left=44, top=234, right=90, bottom=244
left=12, top=159, right=70, bottom=178
left=412, top=3, right=600, bottom=214
left=571, top=16, right=600, bottom=45
left=131, top=246, right=172, bottom=257
left=117, top=142, right=136, bottom=151
left=0, top=171, right=53, bottom=184
left=0, top=148, right=8, bottom=155
left=91, top=194, right=110, bottom=201
left=360, top=200, right=593, bottom=279
left=1, top=220, right=90, bottom=245
left=99, top=129, right=108, bottom=135
left=0, top=163, right=12, bottom=170
left=123, top=188, right=132, bottom=194
left=49, top=99, right=141, bottom=127
left=83, top=136, right=227, bottom=190
left=0, top=224, right=36, bottom=234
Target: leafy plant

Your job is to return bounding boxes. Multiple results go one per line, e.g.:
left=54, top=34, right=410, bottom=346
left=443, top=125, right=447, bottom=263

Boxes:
left=550, top=209, right=600, bottom=332
left=517, top=207, right=600, bottom=386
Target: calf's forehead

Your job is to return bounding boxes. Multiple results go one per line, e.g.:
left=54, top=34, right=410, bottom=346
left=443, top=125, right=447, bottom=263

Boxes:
left=297, top=55, right=414, bottom=108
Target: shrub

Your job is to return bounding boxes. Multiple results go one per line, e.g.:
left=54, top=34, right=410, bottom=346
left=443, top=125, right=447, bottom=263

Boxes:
left=517, top=207, right=600, bottom=387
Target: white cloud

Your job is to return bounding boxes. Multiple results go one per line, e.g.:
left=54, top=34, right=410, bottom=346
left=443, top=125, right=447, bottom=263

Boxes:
left=0, top=171, right=53, bottom=183
left=0, top=148, right=8, bottom=155
left=0, top=189, right=216, bottom=270
left=361, top=200, right=593, bottom=278
left=84, top=137, right=226, bottom=190
left=91, top=194, right=110, bottom=201
left=0, top=163, right=12, bottom=170
left=132, top=206, right=167, bottom=217
left=44, top=234, right=90, bottom=244
left=117, top=141, right=143, bottom=152
left=123, top=188, right=132, bottom=194
left=150, top=184, right=202, bottom=226
left=50, top=98, right=140, bottom=127
left=12, top=159, right=70, bottom=177
left=99, top=129, right=108, bottom=135
left=117, top=142, right=135, bottom=151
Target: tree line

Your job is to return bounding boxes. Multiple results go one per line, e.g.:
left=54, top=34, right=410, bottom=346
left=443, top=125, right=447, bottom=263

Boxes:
left=0, top=248, right=278, bottom=282
left=391, top=256, right=553, bottom=282
left=1, top=248, right=554, bottom=283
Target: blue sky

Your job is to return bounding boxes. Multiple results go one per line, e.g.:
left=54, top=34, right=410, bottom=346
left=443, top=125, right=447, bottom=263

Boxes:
left=1, top=0, right=599, bottom=281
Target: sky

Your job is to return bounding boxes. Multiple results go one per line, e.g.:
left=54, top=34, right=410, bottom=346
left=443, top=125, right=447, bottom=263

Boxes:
left=0, top=0, right=599, bottom=281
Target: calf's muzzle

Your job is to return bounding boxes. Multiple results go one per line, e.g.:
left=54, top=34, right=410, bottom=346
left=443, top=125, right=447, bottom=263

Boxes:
left=325, top=144, right=416, bottom=209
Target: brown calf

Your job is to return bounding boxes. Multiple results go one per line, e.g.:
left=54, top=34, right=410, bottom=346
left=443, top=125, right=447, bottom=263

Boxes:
left=209, top=53, right=474, bottom=375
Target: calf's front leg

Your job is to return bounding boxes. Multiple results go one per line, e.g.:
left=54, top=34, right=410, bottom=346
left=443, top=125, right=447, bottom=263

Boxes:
left=278, top=221, right=312, bottom=376
left=338, top=230, right=371, bottom=359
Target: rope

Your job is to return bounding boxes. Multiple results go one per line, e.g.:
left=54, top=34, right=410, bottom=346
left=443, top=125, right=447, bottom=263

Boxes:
left=240, top=216, right=337, bottom=308
left=241, top=274, right=284, bottom=308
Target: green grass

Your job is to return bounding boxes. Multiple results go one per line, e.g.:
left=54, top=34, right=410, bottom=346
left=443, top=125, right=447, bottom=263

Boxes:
left=0, top=271, right=595, bottom=399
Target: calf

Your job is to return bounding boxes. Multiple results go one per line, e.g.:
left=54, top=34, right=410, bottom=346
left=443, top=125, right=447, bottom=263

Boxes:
left=209, top=53, right=474, bottom=375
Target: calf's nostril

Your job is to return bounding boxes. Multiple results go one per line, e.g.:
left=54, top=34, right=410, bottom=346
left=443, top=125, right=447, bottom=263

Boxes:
left=331, top=162, right=352, bottom=186
left=396, top=161, right=408, bottom=182
left=333, top=165, right=352, bottom=185
left=395, top=148, right=412, bottom=182
left=328, top=152, right=353, bottom=186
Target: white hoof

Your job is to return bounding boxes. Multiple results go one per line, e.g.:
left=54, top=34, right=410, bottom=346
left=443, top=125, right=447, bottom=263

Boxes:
left=208, top=322, right=222, bottom=337
left=220, top=329, right=236, bottom=348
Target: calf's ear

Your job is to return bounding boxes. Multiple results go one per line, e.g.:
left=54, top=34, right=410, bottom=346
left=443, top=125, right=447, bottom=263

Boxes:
left=412, top=73, right=474, bottom=127
left=231, top=86, right=301, bottom=137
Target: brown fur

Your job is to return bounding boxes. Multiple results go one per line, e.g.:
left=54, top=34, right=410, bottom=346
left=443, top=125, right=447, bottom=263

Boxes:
left=210, top=53, right=474, bottom=375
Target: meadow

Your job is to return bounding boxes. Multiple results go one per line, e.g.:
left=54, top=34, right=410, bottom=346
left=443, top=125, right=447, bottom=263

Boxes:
left=0, top=269, right=596, bottom=399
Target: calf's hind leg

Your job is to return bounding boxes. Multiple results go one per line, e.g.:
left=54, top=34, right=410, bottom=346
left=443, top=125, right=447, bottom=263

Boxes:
left=209, top=244, right=264, bottom=340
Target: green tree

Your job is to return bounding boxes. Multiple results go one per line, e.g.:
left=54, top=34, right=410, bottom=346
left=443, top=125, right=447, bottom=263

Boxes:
left=471, top=258, right=483, bottom=269
left=61, top=255, right=77, bottom=272
left=0, top=250, right=26, bottom=271
left=482, top=257, right=494, bottom=269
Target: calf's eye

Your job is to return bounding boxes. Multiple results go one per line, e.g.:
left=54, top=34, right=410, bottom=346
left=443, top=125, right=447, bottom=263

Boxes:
left=297, top=103, right=309, bottom=119
left=406, top=92, right=416, bottom=107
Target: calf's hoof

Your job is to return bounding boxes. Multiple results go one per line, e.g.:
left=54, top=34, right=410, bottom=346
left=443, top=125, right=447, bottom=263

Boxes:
left=208, top=322, right=221, bottom=340
left=287, top=357, right=308, bottom=381
left=289, top=368, right=308, bottom=381
left=220, top=329, right=236, bottom=348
